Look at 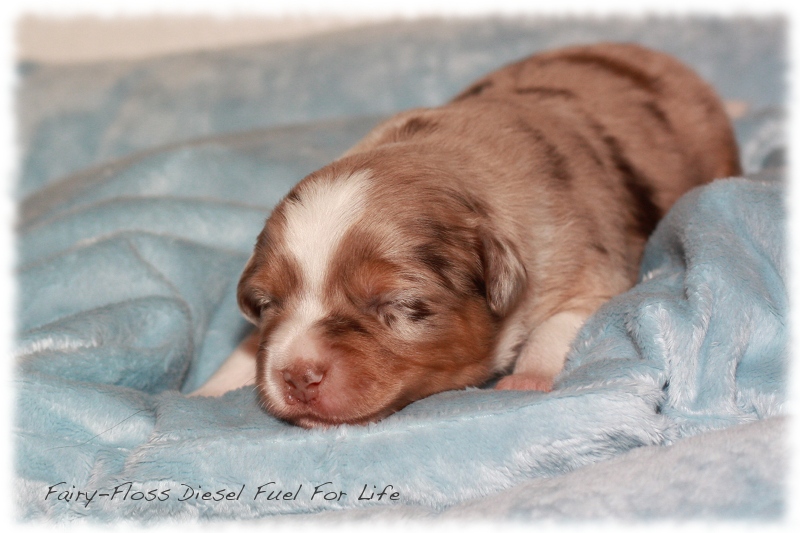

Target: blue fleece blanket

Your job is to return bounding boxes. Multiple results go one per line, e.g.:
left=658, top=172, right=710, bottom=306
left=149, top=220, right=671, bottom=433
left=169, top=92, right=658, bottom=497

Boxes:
left=14, top=18, right=787, bottom=522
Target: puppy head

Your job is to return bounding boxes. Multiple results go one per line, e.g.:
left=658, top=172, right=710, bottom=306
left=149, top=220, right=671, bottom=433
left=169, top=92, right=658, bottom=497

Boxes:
left=237, top=154, right=526, bottom=427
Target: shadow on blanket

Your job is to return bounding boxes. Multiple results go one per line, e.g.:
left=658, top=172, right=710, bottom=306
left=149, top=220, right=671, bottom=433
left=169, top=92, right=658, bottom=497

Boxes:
left=14, top=17, right=787, bottom=522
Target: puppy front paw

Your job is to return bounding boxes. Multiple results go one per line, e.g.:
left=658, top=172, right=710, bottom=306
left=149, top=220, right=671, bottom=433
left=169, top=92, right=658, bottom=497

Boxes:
left=495, top=373, right=553, bottom=392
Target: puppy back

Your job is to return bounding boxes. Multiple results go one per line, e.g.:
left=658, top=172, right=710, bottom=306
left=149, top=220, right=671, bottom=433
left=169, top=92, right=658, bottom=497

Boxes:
left=452, top=42, right=741, bottom=214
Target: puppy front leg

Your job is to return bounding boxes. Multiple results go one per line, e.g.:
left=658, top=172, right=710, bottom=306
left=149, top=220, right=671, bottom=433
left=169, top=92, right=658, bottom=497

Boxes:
left=495, top=310, right=590, bottom=392
left=189, top=330, right=259, bottom=397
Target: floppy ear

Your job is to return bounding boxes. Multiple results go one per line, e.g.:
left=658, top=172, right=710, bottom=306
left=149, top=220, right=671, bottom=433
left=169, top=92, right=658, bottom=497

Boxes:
left=237, top=254, right=262, bottom=325
left=479, top=229, right=527, bottom=317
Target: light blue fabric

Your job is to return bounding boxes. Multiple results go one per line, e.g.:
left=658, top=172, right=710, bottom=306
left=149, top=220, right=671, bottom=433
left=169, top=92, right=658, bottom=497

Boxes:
left=14, top=17, right=787, bottom=522
left=18, top=17, right=784, bottom=197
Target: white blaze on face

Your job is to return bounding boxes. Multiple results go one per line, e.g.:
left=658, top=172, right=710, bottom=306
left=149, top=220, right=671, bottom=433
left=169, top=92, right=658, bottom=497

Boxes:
left=264, top=170, right=371, bottom=395
left=285, top=170, right=371, bottom=295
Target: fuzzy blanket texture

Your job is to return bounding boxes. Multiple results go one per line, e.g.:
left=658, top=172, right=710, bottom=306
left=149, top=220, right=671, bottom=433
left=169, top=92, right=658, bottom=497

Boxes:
left=14, top=18, right=787, bottom=522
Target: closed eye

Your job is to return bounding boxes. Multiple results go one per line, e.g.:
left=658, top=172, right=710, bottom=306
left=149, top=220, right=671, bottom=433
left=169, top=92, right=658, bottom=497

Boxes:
left=396, top=298, right=433, bottom=322
left=375, top=297, right=433, bottom=326
left=256, top=294, right=281, bottom=315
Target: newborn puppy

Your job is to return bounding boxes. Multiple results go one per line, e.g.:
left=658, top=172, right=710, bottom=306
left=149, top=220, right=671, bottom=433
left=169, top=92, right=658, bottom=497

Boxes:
left=192, top=43, right=740, bottom=427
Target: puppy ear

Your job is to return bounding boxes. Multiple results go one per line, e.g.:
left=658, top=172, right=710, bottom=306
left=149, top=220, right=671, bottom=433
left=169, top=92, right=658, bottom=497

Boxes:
left=338, top=108, right=435, bottom=158
left=480, top=229, right=527, bottom=317
left=237, top=254, right=262, bottom=325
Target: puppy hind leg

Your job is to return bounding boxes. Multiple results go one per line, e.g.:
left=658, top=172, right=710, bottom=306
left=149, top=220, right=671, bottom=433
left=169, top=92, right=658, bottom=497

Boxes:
left=188, top=330, right=259, bottom=397
left=495, top=310, right=590, bottom=392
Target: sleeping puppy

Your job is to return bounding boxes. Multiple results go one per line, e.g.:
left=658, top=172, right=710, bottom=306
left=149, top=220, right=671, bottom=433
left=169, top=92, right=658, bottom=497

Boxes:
left=192, top=43, right=741, bottom=427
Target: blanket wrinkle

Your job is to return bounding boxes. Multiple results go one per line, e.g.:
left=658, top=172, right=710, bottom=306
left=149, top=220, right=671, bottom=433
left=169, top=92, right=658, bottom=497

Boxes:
left=18, top=198, right=267, bottom=264
left=567, top=179, right=787, bottom=441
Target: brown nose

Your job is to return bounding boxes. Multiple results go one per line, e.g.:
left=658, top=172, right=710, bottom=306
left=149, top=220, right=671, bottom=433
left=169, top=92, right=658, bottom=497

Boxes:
left=283, top=366, right=324, bottom=404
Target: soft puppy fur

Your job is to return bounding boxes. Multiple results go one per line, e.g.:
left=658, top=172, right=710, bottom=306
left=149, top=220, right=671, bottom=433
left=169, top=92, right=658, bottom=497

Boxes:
left=193, top=43, right=740, bottom=428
